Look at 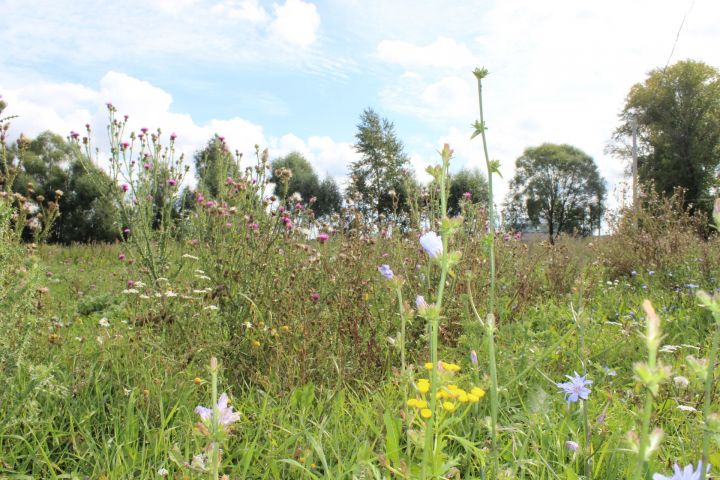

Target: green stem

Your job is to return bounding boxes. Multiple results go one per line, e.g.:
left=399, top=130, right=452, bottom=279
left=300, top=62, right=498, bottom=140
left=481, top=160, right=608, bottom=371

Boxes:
left=637, top=346, right=656, bottom=478
left=475, top=70, right=499, bottom=476
left=701, top=324, right=720, bottom=480
left=211, top=359, right=220, bottom=480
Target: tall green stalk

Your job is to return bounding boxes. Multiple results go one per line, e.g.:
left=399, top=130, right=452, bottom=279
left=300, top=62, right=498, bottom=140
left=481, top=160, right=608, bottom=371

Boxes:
left=698, top=292, right=720, bottom=480
left=473, top=67, right=500, bottom=475
left=210, top=357, right=220, bottom=480
left=421, top=145, right=452, bottom=479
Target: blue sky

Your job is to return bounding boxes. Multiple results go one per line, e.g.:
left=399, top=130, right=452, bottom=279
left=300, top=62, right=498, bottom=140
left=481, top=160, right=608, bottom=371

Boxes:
left=2, top=0, right=719, bottom=209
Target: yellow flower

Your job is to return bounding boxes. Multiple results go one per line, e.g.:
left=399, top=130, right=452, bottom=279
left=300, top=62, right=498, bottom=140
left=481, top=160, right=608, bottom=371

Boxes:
left=458, top=393, right=469, bottom=403
left=193, top=377, right=203, bottom=385
left=415, top=399, right=428, bottom=409
left=442, top=401, right=456, bottom=412
left=471, top=387, right=486, bottom=399
left=420, top=408, right=432, bottom=419
left=281, top=325, right=290, bottom=332
left=447, top=384, right=459, bottom=391
left=252, top=340, right=261, bottom=348
left=424, top=362, right=434, bottom=370
left=442, top=362, right=461, bottom=372
left=417, top=380, right=430, bottom=394
left=407, top=399, right=418, bottom=408
left=467, top=393, right=480, bottom=403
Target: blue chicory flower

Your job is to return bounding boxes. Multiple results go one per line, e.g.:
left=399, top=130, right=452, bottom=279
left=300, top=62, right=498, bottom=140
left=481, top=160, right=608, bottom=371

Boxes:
left=195, top=393, right=241, bottom=427
left=557, top=372, right=592, bottom=404
left=652, top=461, right=709, bottom=480
left=378, top=264, right=394, bottom=280
left=419, top=231, right=443, bottom=258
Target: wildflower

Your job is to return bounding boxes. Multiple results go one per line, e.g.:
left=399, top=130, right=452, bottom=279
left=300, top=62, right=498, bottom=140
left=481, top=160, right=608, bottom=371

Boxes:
left=121, top=184, right=129, bottom=192
left=673, top=375, right=689, bottom=388
left=118, top=253, right=125, bottom=261
left=419, top=231, right=443, bottom=258
left=416, top=295, right=428, bottom=312
left=378, top=264, right=394, bottom=280
left=317, top=232, right=330, bottom=243
left=463, top=191, right=472, bottom=199
left=557, top=372, right=592, bottom=404
left=195, top=393, right=241, bottom=427
left=565, top=441, right=579, bottom=452
left=167, top=178, right=177, bottom=187
left=420, top=408, right=432, bottom=419
left=470, top=387, right=485, bottom=399
left=442, top=401, right=456, bottom=412
left=99, top=317, right=110, bottom=327
left=470, top=350, right=478, bottom=366
left=310, top=292, right=320, bottom=302
left=157, top=467, right=168, bottom=476
left=170, top=132, right=177, bottom=141
left=652, top=461, right=709, bottom=480
left=416, top=379, right=430, bottom=394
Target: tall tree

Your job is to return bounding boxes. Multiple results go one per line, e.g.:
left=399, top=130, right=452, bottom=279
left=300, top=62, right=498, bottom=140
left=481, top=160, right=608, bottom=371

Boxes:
left=506, top=143, right=605, bottom=243
left=194, top=135, right=240, bottom=198
left=269, top=152, right=341, bottom=217
left=348, top=108, right=410, bottom=218
left=448, top=168, right=489, bottom=216
left=610, top=59, right=720, bottom=213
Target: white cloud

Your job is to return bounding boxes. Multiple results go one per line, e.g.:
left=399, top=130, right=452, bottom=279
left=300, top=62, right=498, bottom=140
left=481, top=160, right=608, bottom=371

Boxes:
left=376, top=36, right=477, bottom=69
left=269, top=0, right=321, bottom=48
left=0, top=71, right=353, bottom=186
left=210, top=0, right=269, bottom=23
left=380, top=74, right=476, bottom=121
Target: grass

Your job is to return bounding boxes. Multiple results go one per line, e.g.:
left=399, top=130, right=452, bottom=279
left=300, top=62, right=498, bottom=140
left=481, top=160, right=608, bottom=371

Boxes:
left=0, top=227, right=717, bottom=479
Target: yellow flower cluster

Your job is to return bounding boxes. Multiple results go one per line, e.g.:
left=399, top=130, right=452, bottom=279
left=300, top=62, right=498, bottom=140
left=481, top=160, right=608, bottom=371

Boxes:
left=408, top=363, right=486, bottom=419
left=424, top=361, right=461, bottom=372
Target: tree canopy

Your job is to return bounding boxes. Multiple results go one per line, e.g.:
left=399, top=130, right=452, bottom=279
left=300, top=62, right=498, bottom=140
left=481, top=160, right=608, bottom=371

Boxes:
left=448, top=168, right=489, bottom=216
left=348, top=108, right=410, bottom=219
left=194, top=135, right=240, bottom=199
left=269, top=152, right=342, bottom=217
left=610, top=59, right=720, bottom=213
left=506, top=143, right=605, bottom=243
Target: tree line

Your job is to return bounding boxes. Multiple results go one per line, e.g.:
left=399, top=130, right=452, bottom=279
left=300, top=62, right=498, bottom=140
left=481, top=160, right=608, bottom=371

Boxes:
left=1, top=58, right=718, bottom=243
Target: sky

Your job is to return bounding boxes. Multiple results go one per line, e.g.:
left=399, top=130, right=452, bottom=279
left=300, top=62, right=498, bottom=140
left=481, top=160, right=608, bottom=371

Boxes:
left=1, top=0, right=719, bottom=212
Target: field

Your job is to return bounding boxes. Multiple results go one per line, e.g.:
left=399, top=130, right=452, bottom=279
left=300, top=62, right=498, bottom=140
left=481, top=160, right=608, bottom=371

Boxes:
left=1, top=177, right=719, bottom=479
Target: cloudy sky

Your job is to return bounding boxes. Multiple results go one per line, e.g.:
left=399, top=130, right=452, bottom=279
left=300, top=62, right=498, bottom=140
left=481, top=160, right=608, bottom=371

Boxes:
left=1, top=0, right=719, bottom=210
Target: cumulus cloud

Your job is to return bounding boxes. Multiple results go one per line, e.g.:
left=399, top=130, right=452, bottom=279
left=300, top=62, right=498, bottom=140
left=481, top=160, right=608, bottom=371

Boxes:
left=0, top=71, right=353, bottom=186
left=269, top=0, right=321, bottom=48
left=210, top=0, right=269, bottom=23
left=376, top=36, right=477, bottom=69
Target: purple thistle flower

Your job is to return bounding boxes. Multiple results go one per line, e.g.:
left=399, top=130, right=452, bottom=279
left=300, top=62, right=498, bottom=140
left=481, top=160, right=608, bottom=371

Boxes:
left=463, top=191, right=472, bottom=199
left=310, top=292, right=320, bottom=302
left=121, top=184, right=129, bottom=192
left=378, top=264, right=394, bottom=280
left=557, top=372, right=592, bottom=404
left=565, top=441, right=579, bottom=452
left=652, top=461, right=709, bottom=480
left=419, top=231, right=443, bottom=258
left=416, top=295, right=428, bottom=311
left=167, top=178, right=177, bottom=187
left=470, top=350, right=478, bottom=366
left=317, top=233, right=329, bottom=243
left=195, top=393, right=240, bottom=427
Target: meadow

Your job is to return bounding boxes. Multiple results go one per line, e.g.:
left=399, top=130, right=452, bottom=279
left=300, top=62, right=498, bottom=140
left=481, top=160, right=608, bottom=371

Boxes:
left=1, top=87, right=720, bottom=480
left=1, top=167, right=720, bottom=480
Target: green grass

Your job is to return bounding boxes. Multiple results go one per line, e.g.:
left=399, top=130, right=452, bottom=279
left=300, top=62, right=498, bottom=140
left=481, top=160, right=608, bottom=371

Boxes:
left=0, top=235, right=718, bottom=479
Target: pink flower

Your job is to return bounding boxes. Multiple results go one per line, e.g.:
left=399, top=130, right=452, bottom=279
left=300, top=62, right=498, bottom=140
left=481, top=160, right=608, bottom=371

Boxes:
left=127, top=280, right=135, bottom=288
left=463, top=191, right=472, bottom=199
left=195, top=393, right=240, bottom=427
left=317, top=233, right=329, bottom=243
left=310, top=292, right=320, bottom=302
left=123, top=227, right=130, bottom=234
left=170, top=132, right=177, bottom=141
left=143, top=163, right=152, bottom=170
left=121, top=184, right=129, bottom=193
left=118, top=253, right=126, bottom=261
left=140, top=127, right=148, bottom=134
left=167, top=178, right=177, bottom=187
left=121, top=142, right=129, bottom=150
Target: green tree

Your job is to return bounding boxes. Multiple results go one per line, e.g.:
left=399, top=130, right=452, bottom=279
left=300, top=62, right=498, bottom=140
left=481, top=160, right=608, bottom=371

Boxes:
left=448, top=168, right=489, bottom=216
left=610, top=59, right=720, bottom=213
left=506, top=143, right=605, bottom=243
left=194, top=135, right=240, bottom=198
left=269, top=152, right=342, bottom=217
left=10, top=131, right=119, bottom=243
left=348, top=108, right=410, bottom=218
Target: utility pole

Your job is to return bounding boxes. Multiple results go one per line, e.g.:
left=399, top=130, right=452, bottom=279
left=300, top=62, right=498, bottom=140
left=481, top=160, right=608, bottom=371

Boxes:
left=631, top=116, right=638, bottom=208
